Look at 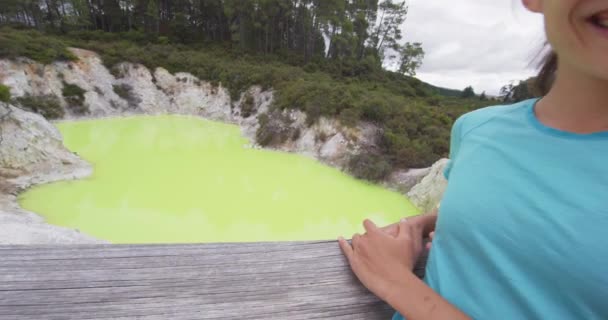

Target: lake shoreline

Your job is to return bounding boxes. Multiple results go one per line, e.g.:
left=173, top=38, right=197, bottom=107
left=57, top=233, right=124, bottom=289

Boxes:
left=2, top=109, right=421, bottom=244
left=18, top=115, right=418, bottom=244
left=0, top=47, right=446, bottom=244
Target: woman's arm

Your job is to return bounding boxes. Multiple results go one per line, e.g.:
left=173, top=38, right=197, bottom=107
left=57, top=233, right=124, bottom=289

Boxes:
left=385, top=271, right=470, bottom=320
left=339, top=218, right=470, bottom=320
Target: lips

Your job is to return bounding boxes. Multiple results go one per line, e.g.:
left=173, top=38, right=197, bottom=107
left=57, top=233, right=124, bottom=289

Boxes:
left=589, top=10, right=608, bottom=29
left=596, top=12, right=608, bottom=28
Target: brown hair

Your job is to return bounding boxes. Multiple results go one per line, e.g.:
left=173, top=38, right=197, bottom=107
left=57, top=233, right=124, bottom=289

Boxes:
left=536, top=50, right=558, bottom=96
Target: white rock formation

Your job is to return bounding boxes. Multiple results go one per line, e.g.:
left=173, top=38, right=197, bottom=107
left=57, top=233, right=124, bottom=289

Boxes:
left=407, top=158, right=449, bottom=212
left=0, top=186, right=101, bottom=244
left=0, top=48, right=378, bottom=164
left=0, top=103, right=82, bottom=171
left=386, top=167, right=432, bottom=193
left=0, top=102, right=100, bottom=244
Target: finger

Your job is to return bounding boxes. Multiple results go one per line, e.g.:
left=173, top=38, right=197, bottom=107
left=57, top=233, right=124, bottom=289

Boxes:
left=397, top=218, right=411, bottom=239
left=380, top=223, right=399, bottom=237
left=426, top=242, right=432, bottom=251
left=429, top=231, right=435, bottom=240
left=352, top=233, right=361, bottom=250
left=363, top=219, right=378, bottom=234
left=338, top=236, right=354, bottom=261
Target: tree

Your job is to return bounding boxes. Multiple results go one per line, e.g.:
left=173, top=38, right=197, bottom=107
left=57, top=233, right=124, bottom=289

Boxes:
left=145, top=0, right=159, bottom=34
left=398, top=42, right=424, bottom=76
left=369, top=0, right=407, bottom=58
left=479, top=91, right=487, bottom=101
left=461, top=86, right=475, bottom=98
left=0, top=0, right=423, bottom=71
left=500, top=78, right=540, bottom=103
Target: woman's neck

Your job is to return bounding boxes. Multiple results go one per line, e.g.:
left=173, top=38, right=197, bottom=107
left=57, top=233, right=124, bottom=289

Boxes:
left=536, top=61, right=608, bottom=134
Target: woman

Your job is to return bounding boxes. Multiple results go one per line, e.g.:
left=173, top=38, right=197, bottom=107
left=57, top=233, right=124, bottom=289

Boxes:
left=339, top=0, right=608, bottom=319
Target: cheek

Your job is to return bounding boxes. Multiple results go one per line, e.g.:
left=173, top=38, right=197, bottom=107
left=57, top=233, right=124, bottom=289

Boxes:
left=543, top=14, right=574, bottom=55
left=542, top=0, right=584, bottom=49
left=543, top=10, right=582, bottom=59
left=583, top=45, right=608, bottom=80
left=543, top=4, right=608, bottom=80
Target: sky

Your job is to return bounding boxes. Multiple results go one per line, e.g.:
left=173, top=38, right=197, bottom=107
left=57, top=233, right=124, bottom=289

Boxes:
left=396, top=0, right=546, bottom=96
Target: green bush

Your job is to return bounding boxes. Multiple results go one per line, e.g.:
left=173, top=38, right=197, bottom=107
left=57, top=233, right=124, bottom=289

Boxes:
left=348, top=152, right=393, bottom=182
left=62, top=82, right=88, bottom=115
left=62, top=82, right=86, bottom=98
left=157, top=36, right=170, bottom=45
left=0, top=84, right=10, bottom=103
left=112, top=84, right=131, bottom=100
left=256, top=112, right=297, bottom=147
left=0, top=27, right=76, bottom=64
left=338, top=108, right=361, bottom=128
left=240, top=93, right=256, bottom=118
left=15, top=95, right=65, bottom=119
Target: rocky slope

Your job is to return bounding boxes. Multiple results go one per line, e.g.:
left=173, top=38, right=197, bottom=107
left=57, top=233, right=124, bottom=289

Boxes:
left=0, top=48, right=447, bottom=243
left=407, top=159, right=449, bottom=212
left=0, top=48, right=380, bottom=168
left=0, top=102, right=100, bottom=244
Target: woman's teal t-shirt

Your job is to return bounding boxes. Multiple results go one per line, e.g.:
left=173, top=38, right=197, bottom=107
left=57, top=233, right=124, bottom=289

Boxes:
left=393, top=99, right=608, bottom=320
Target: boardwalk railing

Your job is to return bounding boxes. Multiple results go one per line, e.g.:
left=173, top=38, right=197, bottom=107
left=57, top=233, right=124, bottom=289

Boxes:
left=0, top=241, right=427, bottom=320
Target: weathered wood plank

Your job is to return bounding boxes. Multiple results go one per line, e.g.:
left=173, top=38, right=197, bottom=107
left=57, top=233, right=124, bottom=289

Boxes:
left=0, top=241, right=427, bottom=319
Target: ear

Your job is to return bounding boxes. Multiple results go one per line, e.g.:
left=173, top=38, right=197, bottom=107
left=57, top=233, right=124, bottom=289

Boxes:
left=522, top=0, right=543, bottom=13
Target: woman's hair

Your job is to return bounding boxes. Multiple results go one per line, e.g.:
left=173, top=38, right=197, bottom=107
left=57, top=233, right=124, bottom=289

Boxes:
left=536, top=49, right=558, bottom=96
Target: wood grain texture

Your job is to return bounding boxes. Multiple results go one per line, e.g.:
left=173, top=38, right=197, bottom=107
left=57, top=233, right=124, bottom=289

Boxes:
left=0, top=241, right=427, bottom=319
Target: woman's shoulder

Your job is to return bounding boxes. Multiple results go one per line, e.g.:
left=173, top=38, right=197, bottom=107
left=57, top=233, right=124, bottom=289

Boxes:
left=455, top=98, right=538, bottom=136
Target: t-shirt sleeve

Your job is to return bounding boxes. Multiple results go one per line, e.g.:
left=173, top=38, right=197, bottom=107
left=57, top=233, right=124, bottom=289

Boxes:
left=443, top=114, right=466, bottom=180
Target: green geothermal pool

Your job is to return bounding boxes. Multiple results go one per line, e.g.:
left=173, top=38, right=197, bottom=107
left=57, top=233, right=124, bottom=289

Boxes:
left=19, top=116, right=418, bottom=243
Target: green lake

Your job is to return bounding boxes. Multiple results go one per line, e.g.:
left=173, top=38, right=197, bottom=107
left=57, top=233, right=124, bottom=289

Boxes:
left=19, top=116, right=418, bottom=243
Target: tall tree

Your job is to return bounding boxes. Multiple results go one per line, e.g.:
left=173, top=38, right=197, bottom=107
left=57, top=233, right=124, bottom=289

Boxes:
left=398, top=41, right=424, bottom=76
left=461, top=86, right=476, bottom=99
left=369, top=0, right=407, bottom=58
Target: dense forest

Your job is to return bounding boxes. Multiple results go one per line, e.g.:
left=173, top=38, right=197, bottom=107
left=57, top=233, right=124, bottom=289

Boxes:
left=0, top=0, right=426, bottom=74
left=0, top=0, right=498, bottom=181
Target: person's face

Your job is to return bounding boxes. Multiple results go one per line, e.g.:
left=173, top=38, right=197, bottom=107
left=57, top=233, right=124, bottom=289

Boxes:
left=524, top=0, right=608, bottom=80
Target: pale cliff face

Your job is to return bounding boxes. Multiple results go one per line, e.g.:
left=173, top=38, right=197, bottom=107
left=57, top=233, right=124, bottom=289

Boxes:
left=0, top=48, right=379, bottom=169
left=0, top=103, right=81, bottom=172
left=0, top=102, right=98, bottom=244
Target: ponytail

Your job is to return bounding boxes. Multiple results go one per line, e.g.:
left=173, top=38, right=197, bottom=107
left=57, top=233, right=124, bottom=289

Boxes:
left=535, top=50, right=558, bottom=96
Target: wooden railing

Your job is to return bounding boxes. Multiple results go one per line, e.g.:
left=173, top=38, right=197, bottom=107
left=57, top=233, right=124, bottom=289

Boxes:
left=0, top=242, right=427, bottom=320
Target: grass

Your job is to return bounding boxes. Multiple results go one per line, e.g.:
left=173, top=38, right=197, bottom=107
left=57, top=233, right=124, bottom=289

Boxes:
left=0, top=84, right=10, bottom=103
left=0, top=27, right=76, bottom=64
left=15, top=95, right=65, bottom=119
left=62, top=82, right=88, bottom=114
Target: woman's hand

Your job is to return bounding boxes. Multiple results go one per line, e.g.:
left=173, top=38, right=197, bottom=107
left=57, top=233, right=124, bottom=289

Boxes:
left=338, top=219, right=424, bottom=302
left=339, top=214, right=471, bottom=320
left=380, top=210, right=438, bottom=250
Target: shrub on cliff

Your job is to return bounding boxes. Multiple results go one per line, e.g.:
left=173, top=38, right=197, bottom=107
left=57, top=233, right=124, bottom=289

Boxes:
left=348, top=152, right=392, bottom=182
left=112, top=84, right=130, bottom=100
left=0, top=84, right=10, bottom=103
left=0, top=27, right=76, bottom=64
left=62, top=82, right=88, bottom=115
left=15, top=95, right=65, bottom=119
left=240, top=93, right=256, bottom=118
left=256, top=111, right=298, bottom=147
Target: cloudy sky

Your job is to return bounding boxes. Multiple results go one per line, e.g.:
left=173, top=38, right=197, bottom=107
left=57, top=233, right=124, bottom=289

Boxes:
left=397, top=0, right=545, bottom=95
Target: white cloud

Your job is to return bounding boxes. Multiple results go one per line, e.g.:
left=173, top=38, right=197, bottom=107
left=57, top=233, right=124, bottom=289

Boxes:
left=398, top=0, right=545, bottom=95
